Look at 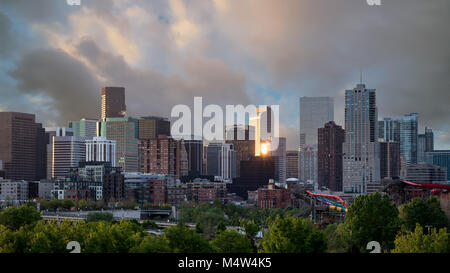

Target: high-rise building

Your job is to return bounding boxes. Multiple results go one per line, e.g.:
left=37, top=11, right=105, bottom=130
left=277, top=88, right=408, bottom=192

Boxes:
left=286, top=150, right=299, bottom=179
left=137, top=116, right=171, bottom=174
left=85, top=137, right=116, bottom=166
left=138, top=116, right=170, bottom=140
left=101, top=87, right=126, bottom=119
left=425, top=150, right=450, bottom=181
left=299, top=97, right=334, bottom=148
left=228, top=156, right=275, bottom=199
left=417, top=134, right=426, bottom=163
left=343, top=83, right=380, bottom=194
left=69, top=118, right=98, bottom=138
left=418, top=127, right=434, bottom=163
left=299, top=97, right=334, bottom=187
left=249, top=106, right=272, bottom=156
left=379, top=114, right=419, bottom=165
left=45, top=127, right=74, bottom=179
left=225, top=125, right=255, bottom=177
left=406, top=163, right=447, bottom=184
left=143, top=135, right=188, bottom=178
left=379, top=141, right=400, bottom=179
left=272, top=137, right=286, bottom=183
left=99, top=117, right=139, bottom=172
left=424, top=127, right=434, bottom=152
left=0, top=112, right=46, bottom=181
left=48, top=136, right=87, bottom=179
left=299, top=145, right=317, bottom=184
left=318, top=121, right=345, bottom=192
left=378, top=118, right=401, bottom=142
left=205, top=143, right=237, bottom=181
left=400, top=113, right=418, bottom=165
left=184, top=139, right=203, bottom=178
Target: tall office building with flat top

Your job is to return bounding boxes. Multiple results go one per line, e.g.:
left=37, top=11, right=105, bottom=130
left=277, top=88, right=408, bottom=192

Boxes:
left=343, top=83, right=380, bottom=194
left=299, top=97, right=334, bottom=148
left=101, top=87, right=126, bottom=119
left=0, top=112, right=46, bottom=181
left=99, top=117, right=139, bottom=173
left=299, top=97, right=334, bottom=186
left=318, top=121, right=345, bottom=192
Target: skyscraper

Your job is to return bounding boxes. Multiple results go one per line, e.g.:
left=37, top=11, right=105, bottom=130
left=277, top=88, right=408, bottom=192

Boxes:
left=285, top=150, right=299, bottom=179
left=48, top=136, right=87, bottom=179
left=228, top=156, right=275, bottom=199
left=69, top=118, right=98, bottom=138
left=299, top=145, right=317, bottom=184
left=417, top=134, right=426, bottom=163
left=400, top=113, right=418, bottom=164
left=379, top=113, right=418, bottom=166
left=299, top=97, right=334, bottom=187
left=101, top=87, right=126, bottom=119
left=0, top=112, right=46, bottom=181
left=318, top=121, right=345, bottom=192
left=45, top=127, right=74, bottom=179
left=146, top=135, right=188, bottom=178
left=378, top=118, right=401, bottom=142
left=343, top=83, right=380, bottom=194
left=249, top=106, right=272, bottom=156
left=425, top=150, right=450, bottom=181
left=184, top=139, right=203, bottom=178
left=138, top=116, right=170, bottom=140
left=424, top=127, right=434, bottom=152
left=99, top=117, right=139, bottom=172
left=137, top=116, right=172, bottom=174
left=299, top=97, right=334, bottom=148
left=379, top=141, right=400, bottom=179
left=225, top=125, right=255, bottom=177
left=272, top=137, right=286, bottom=183
left=205, top=143, right=237, bottom=181
left=86, top=136, right=116, bottom=166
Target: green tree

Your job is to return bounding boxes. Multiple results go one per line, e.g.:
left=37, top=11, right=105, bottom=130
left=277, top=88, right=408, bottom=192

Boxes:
left=344, top=192, right=400, bottom=252
left=0, top=225, right=33, bottom=253
left=400, top=196, right=449, bottom=231
left=62, top=199, right=75, bottom=210
left=215, top=221, right=227, bottom=234
left=78, top=200, right=87, bottom=210
left=28, top=220, right=67, bottom=253
left=0, top=205, right=42, bottom=230
left=142, top=220, right=158, bottom=229
left=323, top=223, right=351, bottom=253
left=164, top=223, right=212, bottom=253
left=242, top=219, right=259, bottom=251
left=86, top=212, right=114, bottom=223
left=261, top=215, right=327, bottom=253
left=84, top=220, right=144, bottom=253
left=131, top=235, right=171, bottom=253
left=211, top=229, right=254, bottom=253
left=392, top=224, right=449, bottom=253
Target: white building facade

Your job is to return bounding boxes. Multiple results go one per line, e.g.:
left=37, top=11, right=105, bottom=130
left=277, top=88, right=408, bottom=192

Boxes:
left=86, top=136, right=116, bottom=166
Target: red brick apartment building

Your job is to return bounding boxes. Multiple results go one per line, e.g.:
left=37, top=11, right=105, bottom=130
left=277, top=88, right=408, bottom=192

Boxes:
left=257, top=180, right=291, bottom=209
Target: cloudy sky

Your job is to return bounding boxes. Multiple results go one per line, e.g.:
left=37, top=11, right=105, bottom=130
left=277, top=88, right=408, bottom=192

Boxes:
left=0, top=0, right=449, bottom=150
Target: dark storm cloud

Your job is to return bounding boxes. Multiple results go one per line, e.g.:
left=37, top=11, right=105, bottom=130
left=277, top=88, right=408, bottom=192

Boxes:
left=0, top=0, right=449, bottom=149
left=74, top=38, right=249, bottom=118
left=213, top=0, right=450, bottom=148
left=9, top=48, right=101, bottom=123
left=0, top=12, right=14, bottom=57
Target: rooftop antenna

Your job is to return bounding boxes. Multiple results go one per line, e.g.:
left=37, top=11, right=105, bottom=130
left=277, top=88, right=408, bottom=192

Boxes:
left=360, top=69, right=363, bottom=84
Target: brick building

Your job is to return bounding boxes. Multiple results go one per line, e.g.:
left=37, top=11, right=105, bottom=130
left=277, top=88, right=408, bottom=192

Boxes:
left=257, top=180, right=291, bottom=209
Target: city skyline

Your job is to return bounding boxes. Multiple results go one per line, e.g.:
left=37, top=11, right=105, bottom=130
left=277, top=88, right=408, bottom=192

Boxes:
left=0, top=1, right=449, bottom=151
